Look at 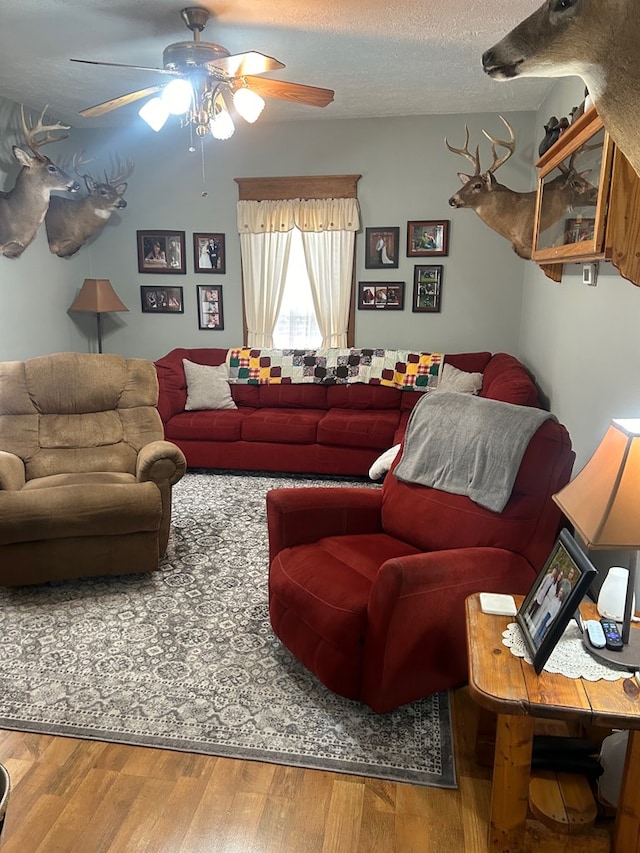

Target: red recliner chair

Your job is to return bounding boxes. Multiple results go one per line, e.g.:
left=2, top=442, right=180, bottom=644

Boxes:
left=267, top=419, right=575, bottom=713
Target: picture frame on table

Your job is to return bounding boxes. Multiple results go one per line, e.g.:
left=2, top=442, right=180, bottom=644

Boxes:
left=407, top=220, right=449, bottom=257
left=364, top=227, right=400, bottom=269
left=137, top=230, right=186, bottom=274
left=412, top=265, right=443, bottom=313
left=357, top=281, right=405, bottom=310
left=193, top=232, right=226, bottom=273
left=197, top=284, right=225, bottom=330
left=140, top=285, right=184, bottom=314
left=516, top=528, right=597, bottom=674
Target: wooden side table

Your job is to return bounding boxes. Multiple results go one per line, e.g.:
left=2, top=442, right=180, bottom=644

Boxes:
left=465, top=593, right=640, bottom=853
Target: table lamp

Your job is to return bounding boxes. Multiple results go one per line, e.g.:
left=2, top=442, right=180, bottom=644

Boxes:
left=552, top=418, right=640, bottom=670
left=69, top=279, right=129, bottom=353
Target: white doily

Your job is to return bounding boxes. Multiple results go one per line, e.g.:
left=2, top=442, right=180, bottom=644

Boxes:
left=503, top=621, right=633, bottom=681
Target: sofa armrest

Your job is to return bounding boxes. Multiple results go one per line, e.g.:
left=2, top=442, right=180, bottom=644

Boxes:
left=0, top=451, right=26, bottom=491
left=136, top=440, right=187, bottom=487
left=362, top=546, right=536, bottom=712
left=267, top=487, right=383, bottom=563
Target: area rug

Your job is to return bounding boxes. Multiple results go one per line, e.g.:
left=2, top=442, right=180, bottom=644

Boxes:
left=0, top=471, right=456, bottom=789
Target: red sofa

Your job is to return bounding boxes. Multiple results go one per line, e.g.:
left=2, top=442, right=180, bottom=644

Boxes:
left=155, top=348, right=542, bottom=475
left=266, top=417, right=575, bottom=712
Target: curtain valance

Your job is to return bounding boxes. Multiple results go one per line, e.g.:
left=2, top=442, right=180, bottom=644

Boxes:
left=237, top=198, right=360, bottom=234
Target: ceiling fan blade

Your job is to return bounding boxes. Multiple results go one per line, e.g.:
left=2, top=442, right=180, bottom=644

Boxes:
left=71, top=59, right=179, bottom=76
left=245, top=77, right=334, bottom=108
left=205, top=51, right=285, bottom=78
left=79, top=85, right=164, bottom=118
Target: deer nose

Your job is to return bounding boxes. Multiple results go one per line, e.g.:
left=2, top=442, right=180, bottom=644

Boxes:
left=68, top=180, right=81, bottom=193
left=448, top=197, right=458, bottom=208
left=482, top=49, right=495, bottom=69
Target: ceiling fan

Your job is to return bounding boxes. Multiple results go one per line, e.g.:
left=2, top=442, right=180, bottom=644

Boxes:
left=72, top=6, right=334, bottom=138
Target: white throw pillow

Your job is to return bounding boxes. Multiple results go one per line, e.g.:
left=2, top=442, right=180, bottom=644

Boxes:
left=369, top=444, right=401, bottom=481
left=183, top=359, right=237, bottom=411
left=437, top=362, right=483, bottom=395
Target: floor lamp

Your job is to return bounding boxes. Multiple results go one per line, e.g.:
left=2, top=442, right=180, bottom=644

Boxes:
left=553, top=418, right=640, bottom=670
left=69, top=279, right=129, bottom=353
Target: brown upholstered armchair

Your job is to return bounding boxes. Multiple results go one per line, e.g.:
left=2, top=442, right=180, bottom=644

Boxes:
left=0, top=352, right=186, bottom=585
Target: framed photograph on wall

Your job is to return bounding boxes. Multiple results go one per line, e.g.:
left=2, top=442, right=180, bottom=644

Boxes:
left=137, top=230, right=186, bottom=274
left=412, top=265, right=442, bottom=313
left=193, top=232, right=226, bottom=273
left=197, top=284, right=225, bottom=330
left=516, top=528, right=597, bottom=674
left=407, top=220, right=449, bottom=257
left=358, top=281, right=405, bottom=310
left=140, top=285, right=184, bottom=314
left=364, top=227, right=400, bottom=269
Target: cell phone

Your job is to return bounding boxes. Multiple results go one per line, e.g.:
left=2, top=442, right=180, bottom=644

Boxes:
left=600, top=619, right=624, bottom=651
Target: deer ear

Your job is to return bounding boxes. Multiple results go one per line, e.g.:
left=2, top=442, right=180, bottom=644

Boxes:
left=458, top=173, right=471, bottom=185
left=115, top=183, right=128, bottom=194
left=85, top=175, right=97, bottom=191
left=12, top=145, right=36, bottom=168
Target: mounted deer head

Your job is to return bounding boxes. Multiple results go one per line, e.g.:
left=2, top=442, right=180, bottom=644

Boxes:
left=446, top=116, right=598, bottom=259
left=0, top=106, right=80, bottom=258
left=482, top=0, right=640, bottom=178
left=45, top=153, right=134, bottom=258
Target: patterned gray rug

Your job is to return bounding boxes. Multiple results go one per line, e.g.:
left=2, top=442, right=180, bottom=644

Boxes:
left=0, top=471, right=456, bottom=788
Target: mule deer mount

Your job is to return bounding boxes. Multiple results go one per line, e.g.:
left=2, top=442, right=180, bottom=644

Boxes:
left=0, top=106, right=80, bottom=259
left=445, top=116, right=598, bottom=259
left=482, top=0, right=640, bottom=180
left=45, top=153, right=134, bottom=258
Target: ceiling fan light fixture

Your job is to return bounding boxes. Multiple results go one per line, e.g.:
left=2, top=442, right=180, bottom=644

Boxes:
left=138, top=97, right=169, bottom=131
left=210, top=96, right=235, bottom=140
left=162, top=78, right=193, bottom=115
left=233, top=86, right=265, bottom=123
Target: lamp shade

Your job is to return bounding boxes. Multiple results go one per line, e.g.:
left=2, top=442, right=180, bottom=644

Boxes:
left=553, top=419, right=640, bottom=549
left=69, top=279, right=129, bottom=315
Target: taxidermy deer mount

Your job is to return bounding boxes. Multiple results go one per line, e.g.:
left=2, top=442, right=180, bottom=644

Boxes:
left=45, top=153, right=134, bottom=258
left=445, top=116, right=598, bottom=259
left=0, top=106, right=80, bottom=258
left=482, top=0, right=640, bottom=180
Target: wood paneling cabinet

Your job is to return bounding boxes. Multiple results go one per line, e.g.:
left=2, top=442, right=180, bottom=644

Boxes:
left=533, top=106, right=640, bottom=286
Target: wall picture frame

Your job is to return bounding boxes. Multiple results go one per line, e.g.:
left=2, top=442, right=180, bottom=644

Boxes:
left=364, top=227, right=400, bottom=269
left=193, top=232, right=226, bottom=273
left=140, top=285, right=184, bottom=314
left=407, top=220, right=449, bottom=257
left=197, top=284, right=225, bottom=330
left=516, top=528, right=597, bottom=674
left=412, top=265, right=442, bottom=313
left=137, top=230, right=186, bottom=274
left=358, top=281, right=405, bottom=310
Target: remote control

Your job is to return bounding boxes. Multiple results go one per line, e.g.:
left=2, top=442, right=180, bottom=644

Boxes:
left=585, top=620, right=606, bottom=649
left=600, top=619, right=624, bottom=651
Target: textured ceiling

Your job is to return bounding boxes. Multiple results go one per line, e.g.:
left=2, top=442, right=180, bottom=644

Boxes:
left=0, top=0, right=553, bottom=128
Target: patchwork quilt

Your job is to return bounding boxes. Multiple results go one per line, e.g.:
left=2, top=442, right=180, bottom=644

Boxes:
left=226, top=347, right=443, bottom=391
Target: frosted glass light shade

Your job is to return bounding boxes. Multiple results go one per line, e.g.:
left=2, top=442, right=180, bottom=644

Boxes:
left=210, top=108, right=235, bottom=140
left=138, top=98, right=169, bottom=132
left=233, top=87, right=265, bottom=123
left=162, top=79, right=193, bottom=115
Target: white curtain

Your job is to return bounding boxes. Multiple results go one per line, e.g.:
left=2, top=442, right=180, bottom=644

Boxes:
left=237, top=198, right=359, bottom=348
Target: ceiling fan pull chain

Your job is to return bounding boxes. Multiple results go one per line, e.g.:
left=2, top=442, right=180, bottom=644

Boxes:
left=201, top=138, right=208, bottom=197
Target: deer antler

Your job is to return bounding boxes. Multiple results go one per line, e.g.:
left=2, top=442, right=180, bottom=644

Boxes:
left=20, top=105, right=70, bottom=154
left=445, top=126, right=482, bottom=176
left=72, top=151, right=95, bottom=181
left=482, top=115, right=516, bottom=175
left=104, top=154, right=135, bottom=186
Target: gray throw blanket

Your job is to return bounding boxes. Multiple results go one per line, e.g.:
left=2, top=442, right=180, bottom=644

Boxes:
left=394, top=391, right=555, bottom=512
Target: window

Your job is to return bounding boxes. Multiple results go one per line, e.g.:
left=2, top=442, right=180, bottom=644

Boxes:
left=273, top=228, right=321, bottom=348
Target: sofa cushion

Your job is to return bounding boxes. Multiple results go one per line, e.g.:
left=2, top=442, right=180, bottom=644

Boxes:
left=481, top=353, right=539, bottom=407
left=165, top=410, right=248, bottom=442
left=183, top=360, right=237, bottom=411
left=258, top=384, right=327, bottom=410
left=241, top=409, right=326, bottom=444
left=326, top=384, right=401, bottom=410
left=318, top=409, right=400, bottom=450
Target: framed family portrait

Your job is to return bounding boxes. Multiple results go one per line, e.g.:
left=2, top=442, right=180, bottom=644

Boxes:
left=516, top=528, right=597, bottom=674
left=140, top=285, right=184, bottom=314
left=413, top=265, right=442, bottom=313
left=358, top=281, right=405, bottom=310
left=193, top=232, right=226, bottom=274
left=137, top=230, right=186, bottom=274
left=364, top=227, right=400, bottom=269
left=197, top=284, right=225, bottom=330
left=407, top=220, right=449, bottom=257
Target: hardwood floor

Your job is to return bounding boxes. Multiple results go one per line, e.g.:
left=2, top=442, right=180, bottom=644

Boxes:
left=0, top=688, right=491, bottom=853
